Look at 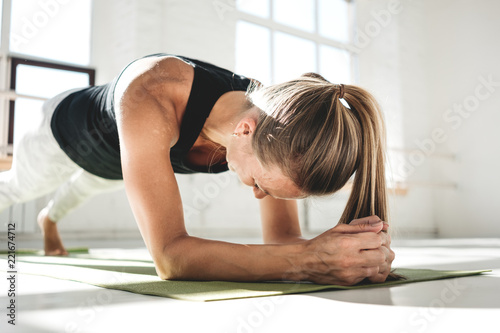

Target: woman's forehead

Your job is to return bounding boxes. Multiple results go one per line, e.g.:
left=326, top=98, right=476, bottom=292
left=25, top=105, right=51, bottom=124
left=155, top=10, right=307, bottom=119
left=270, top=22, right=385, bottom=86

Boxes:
left=257, top=166, right=305, bottom=199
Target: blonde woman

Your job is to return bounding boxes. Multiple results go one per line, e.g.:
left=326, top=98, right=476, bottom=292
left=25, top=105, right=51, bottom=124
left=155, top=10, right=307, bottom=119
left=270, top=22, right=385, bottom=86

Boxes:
left=0, top=54, right=394, bottom=285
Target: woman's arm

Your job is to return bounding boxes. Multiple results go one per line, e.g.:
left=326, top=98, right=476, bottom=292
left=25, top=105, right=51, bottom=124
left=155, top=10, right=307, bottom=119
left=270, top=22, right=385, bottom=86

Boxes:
left=259, top=196, right=306, bottom=244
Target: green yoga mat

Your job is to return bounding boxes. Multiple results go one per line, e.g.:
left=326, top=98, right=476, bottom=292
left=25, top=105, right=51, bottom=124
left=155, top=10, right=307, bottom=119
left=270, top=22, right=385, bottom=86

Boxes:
left=0, top=250, right=490, bottom=302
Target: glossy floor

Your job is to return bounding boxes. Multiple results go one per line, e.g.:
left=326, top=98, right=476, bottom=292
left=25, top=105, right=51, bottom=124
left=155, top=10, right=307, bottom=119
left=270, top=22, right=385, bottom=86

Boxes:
left=1, top=237, right=499, bottom=333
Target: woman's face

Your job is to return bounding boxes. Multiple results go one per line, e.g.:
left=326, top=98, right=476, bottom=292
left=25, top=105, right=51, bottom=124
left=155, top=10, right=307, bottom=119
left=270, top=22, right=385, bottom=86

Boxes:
left=226, top=133, right=305, bottom=200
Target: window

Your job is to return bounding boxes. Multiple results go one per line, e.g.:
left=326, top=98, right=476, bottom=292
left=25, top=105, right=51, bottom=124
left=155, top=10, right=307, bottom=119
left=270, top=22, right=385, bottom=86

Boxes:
left=8, top=58, right=95, bottom=147
left=0, top=0, right=93, bottom=157
left=9, top=0, right=92, bottom=65
left=235, top=0, right=354, bottom=86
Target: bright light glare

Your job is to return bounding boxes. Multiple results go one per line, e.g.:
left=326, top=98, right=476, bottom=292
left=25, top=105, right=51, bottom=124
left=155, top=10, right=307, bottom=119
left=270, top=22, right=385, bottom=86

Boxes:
left=319, top=0, right=350, bottom=43
left=319, top=45, right=351, bottom=84
left=9, top=0, right=92, bottom=65
left=273, top=0, right=315, bottom=32
left=235, top=21, right=271, bottom=85
left=273, top=31, right=316, bottom=83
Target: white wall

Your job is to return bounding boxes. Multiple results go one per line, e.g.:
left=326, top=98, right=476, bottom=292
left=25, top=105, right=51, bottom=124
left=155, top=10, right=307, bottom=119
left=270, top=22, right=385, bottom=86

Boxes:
left=310, top=0, right=437, bottom=236
left=425, top=0, right=500, bottom=237
left=353, top=0, right=500, bottom=237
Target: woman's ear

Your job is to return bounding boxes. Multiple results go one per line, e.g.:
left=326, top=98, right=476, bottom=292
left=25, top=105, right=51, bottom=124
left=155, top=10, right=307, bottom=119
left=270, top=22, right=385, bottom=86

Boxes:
left=233, top=117, right=257, bottom=136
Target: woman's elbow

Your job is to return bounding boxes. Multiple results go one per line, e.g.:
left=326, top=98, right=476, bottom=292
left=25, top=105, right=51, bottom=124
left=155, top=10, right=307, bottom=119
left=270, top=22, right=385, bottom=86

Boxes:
left=152, top=245, right=188, bottom=280
left=156, top=268, right=176, bottom=281
left=154, top=255, right=182, bottom=280
left=151, top=235, right=191, bottom=280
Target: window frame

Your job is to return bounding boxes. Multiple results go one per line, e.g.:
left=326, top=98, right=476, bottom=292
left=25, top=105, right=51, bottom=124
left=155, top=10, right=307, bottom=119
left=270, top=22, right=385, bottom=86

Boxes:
left=234, top=0, right=357, bottom=84
left=7, top=57, right=95, bottom=145
left=0, top=0, right=95, bottom=156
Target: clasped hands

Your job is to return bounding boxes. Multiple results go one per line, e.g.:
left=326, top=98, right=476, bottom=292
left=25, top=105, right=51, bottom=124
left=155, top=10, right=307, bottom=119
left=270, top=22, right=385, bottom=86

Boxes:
left=302, top=215, right=395, bottom=285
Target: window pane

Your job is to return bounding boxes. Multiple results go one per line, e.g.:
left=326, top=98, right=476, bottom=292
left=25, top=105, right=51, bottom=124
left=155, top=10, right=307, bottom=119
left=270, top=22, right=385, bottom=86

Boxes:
left=273, top=0, right=314, bottom=33
left=236, top=21, right=271, bottom=86
left=9, top=0, right=92, bottom=65
left=319, top=45, right=351, bottom=84
left=319, top=0, right=350, bottom=43
left=16, top=65, right=90, bottom=98
left=236, top=0, right=269, bottom=18
left=13, top=65, right=90, bottom=144
left=274, top=32, right=316, bottom=83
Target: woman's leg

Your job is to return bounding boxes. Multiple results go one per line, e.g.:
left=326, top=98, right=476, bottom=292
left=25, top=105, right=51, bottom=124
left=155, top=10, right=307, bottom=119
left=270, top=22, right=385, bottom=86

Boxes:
left=37, top=169, right=123, bottom=255
left=45, top=169, right=124, bottom=223
left=0, top=88, right=120, bottom=255
left=0, top=90, right=81, bottom=213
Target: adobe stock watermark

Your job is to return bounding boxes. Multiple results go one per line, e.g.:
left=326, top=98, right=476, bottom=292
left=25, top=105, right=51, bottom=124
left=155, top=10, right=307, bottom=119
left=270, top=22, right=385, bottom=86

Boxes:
left=401, top=278, right=467, bottom=333
left=396, top=74, right=499, bottom=179
left=236, top=296, right=286, bottom=333
left=10, top=0, right=70, bottom=50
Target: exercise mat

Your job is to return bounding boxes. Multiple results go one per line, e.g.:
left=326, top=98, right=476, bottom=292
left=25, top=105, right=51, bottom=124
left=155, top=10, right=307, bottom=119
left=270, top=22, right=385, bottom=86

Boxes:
left=0, top=251, right=490, bottom=302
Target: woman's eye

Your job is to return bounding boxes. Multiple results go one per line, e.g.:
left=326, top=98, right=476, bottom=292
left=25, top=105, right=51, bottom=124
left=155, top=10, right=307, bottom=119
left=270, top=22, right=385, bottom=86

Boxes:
left=254, top=184, right=260, bottom=190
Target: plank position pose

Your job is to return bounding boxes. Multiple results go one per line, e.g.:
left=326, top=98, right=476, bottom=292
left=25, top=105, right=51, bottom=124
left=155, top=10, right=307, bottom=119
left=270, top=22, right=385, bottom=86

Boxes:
left=0, top=54, right=395, bottom=285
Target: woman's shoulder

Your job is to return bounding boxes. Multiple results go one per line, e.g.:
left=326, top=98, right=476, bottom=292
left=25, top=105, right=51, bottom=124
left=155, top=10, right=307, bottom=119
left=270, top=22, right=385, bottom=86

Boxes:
left=114, top=56, right=194, bottom=101
left=113, top=56, right=194, bottom=126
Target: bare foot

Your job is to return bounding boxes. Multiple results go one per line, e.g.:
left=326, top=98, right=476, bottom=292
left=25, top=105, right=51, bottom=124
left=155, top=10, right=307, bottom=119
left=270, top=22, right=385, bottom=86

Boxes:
left=37, top=208, right=69, bottom=256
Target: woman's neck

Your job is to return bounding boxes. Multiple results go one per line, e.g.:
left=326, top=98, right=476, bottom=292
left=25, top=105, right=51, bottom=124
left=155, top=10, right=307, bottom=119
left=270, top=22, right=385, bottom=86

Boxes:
left=203, top=91, right=257, bottom=148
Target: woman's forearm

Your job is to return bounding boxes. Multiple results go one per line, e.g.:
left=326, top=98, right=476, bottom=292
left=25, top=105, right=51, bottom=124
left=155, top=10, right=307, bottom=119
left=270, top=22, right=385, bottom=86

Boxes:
left=154, top=235, right=307, bottom=282
left=265, top=235, right=307, bottom=245
left=153, top=218, right=394, bottom=285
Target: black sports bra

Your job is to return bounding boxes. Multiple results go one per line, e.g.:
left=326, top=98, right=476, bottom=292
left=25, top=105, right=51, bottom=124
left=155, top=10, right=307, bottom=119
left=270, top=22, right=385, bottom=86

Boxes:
left=50, top=54, right=252, bottom=179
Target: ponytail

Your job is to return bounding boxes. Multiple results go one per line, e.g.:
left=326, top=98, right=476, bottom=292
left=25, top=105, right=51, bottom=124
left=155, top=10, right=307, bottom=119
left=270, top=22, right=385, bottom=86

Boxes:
left=338, top=86, right=388, bottom=224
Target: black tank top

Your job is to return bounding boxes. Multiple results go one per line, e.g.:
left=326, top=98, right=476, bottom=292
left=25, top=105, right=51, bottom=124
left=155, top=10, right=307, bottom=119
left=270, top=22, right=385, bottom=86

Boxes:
left=50, top=54, right=252, bottom=179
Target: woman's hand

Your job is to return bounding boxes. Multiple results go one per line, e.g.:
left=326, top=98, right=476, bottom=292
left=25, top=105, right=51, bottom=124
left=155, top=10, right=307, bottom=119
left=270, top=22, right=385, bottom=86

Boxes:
left=299, top=216, right=392, bottom=285
left=346, top=215, right=395, bottom=283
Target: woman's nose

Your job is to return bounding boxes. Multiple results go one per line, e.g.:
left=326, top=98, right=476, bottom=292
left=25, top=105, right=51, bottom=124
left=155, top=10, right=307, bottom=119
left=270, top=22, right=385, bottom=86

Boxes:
left=253, top=185, right=268, bottom=199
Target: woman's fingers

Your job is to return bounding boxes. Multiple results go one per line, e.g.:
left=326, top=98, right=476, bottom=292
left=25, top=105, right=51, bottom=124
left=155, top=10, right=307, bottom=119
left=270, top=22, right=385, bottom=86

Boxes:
left=367, top=245, right=395, bottom=283
left=379, top=229, right=391, bottom=247
left=360, top=248, right=386, bottom=265
left=334, top=220, right=384, bottom=235
left=302, top=220, right=396, bottom=286
left=348, top=215, right=382, bottom=226
left=309, top=266, right=380, bottom=285
left=334, top=231, right=384, bottom=251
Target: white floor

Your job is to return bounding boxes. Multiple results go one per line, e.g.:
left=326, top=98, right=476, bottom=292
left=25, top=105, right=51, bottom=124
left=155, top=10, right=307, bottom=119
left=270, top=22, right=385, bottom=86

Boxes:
left=2, top=237, right=500, bottom=333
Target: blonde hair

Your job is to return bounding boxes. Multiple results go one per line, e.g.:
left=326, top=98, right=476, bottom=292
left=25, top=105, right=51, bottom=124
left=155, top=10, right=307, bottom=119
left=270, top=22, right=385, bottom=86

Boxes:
left=249, top=74, right=388, bottom=224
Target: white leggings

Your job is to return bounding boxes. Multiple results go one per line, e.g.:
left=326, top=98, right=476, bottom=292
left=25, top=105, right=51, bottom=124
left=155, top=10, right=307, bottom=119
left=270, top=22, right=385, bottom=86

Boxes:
left=0, top=89, right=124, bottom=222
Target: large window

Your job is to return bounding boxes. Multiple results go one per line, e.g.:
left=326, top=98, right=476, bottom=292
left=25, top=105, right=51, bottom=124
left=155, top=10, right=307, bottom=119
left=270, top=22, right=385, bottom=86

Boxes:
left=235, top=0, right=354, bottom=86
left=0, top=0, right=93, bottom=158
left=9, top=0, right=92, bottom=65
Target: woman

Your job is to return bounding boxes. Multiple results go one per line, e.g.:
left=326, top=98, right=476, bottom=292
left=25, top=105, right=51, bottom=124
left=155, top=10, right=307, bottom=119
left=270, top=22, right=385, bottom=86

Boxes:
left=0, top=54, right=394, bottom=285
